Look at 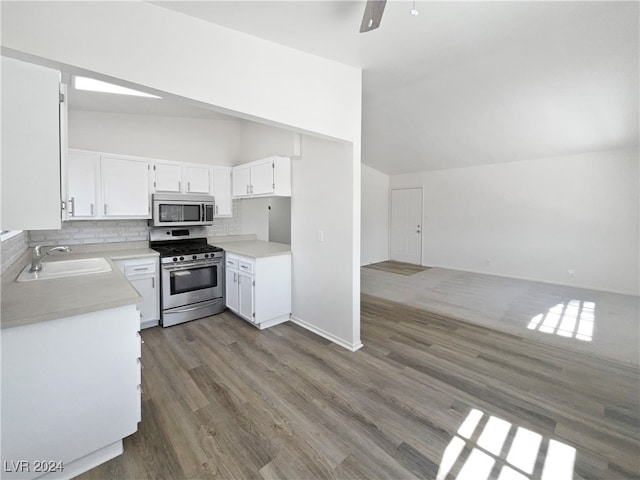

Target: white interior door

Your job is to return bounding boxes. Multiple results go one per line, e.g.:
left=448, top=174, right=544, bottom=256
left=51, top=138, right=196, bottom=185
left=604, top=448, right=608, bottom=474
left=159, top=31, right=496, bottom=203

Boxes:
left=390, top=188, right=423, bottom=265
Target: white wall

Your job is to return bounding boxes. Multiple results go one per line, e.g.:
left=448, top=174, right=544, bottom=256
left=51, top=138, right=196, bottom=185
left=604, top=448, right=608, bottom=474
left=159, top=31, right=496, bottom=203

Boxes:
left=238, top=198, right=270, bottom=241
left=1, top=1, right=361, bottom=143
left=361, top=164, right=389, bottom=265
left=390, top=148, right=640, bottom=295
left=291, top=135, right=361, bottom=350
left=237, top=121, right=299, bottom=164
left=68, top=110, right=241, bottom=166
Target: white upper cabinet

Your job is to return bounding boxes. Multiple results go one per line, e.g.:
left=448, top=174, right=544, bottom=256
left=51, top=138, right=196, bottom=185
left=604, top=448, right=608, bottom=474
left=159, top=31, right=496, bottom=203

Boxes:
left=154, top=161, right=182, bottom=193
left=232, top=156, right=291, bottom=199
left=102, top=155, right=150, bottom=218
left=1, top=56, right=62, bottom=230
left=251, top=159, right=275, bottom=196
left=184, top=165, right=211, bottom=194
left=232, top=165, right=252, bottom=197
left=66, top=150, right=100, bottom=219
left=153, top=161, right=211, bottom=195
left=64, top=148, right=237, bottom=221
left=211, top=166, right=233, bottom=217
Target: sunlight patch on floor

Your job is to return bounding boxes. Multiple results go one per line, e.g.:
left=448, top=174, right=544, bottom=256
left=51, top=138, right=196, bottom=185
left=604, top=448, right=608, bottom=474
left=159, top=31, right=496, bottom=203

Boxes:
left=437, top=408, right=576, bottom=480
left=527, top=300, right=595, bottom=341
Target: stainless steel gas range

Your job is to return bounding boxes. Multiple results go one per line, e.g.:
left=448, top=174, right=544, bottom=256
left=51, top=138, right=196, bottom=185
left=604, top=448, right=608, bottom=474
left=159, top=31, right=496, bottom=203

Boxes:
left=149, top=227, right=224, bottom=327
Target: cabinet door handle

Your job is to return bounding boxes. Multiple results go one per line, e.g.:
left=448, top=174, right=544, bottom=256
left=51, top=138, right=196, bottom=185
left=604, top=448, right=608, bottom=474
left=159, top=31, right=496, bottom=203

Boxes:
left=133, top=267, right=148, bottom=271
left=104, top=204, right=108, bottom=215
left=152, top=277, right=155, bottom=289
left=246, top=185, right=249, bottom=194
left=90, top=203, right=94, bottom=216
left=234, top=272, right=237, bottom=283
left=187, top=181, right=191, bottom=192
left=215, top=205, right=219, bottom=215
left=69, top=197, right=75, bottom=217
left=178, top=181, right=181, bottom=191
left=250, top=185, right=254, bottom=194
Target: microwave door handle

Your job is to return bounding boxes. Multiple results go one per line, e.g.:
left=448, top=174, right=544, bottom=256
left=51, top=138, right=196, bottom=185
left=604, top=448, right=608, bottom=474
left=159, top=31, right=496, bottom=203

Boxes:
left=201, top=204, right=205, bottom=222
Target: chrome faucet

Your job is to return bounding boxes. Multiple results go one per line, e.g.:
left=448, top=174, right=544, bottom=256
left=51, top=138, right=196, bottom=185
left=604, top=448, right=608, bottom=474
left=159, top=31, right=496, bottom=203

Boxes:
left=30, top=245, right=71, bottom=273
left=47, top=246, right=71, bottom=255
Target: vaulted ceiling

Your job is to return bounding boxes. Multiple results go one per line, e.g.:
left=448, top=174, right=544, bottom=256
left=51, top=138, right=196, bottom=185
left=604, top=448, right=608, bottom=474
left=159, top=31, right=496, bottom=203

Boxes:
left=75, top=1, right=640, bottom=175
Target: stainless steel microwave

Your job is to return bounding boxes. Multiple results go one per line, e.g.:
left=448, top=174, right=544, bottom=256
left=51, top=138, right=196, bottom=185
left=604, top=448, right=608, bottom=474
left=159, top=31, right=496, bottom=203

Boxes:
left=150, top=193, right=215, bottom=227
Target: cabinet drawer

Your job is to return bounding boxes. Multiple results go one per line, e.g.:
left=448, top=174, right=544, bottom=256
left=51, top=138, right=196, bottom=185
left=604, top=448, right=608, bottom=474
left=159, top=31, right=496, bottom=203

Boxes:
left=125, top=262, right=156, bottom=276
left=238, top=260, right=254, bottom=274
left=226, top=256, right=238, bottom=268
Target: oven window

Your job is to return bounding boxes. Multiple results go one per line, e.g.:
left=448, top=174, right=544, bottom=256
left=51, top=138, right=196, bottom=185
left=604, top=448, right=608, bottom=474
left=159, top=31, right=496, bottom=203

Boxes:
left=170, top=265, right=217, bottom=295
left=183, top=204, right=201, bottom=222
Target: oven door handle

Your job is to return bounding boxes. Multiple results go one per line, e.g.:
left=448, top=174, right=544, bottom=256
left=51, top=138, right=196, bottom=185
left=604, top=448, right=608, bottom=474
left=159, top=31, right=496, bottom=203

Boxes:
left=163, top=262, right=221, bottom=272
left=168, top=299, right=222, bottom=313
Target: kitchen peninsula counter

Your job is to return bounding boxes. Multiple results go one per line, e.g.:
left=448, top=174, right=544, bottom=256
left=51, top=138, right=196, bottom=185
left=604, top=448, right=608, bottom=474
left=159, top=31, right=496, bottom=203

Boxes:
left=211, top=239, right=291, bottom=258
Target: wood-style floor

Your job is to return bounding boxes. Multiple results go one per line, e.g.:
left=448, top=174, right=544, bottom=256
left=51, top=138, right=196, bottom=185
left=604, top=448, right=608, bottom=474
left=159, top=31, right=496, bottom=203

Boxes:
left=78, top=294, right=640, bottom=480
left=363, top=261, right=430, bottom=276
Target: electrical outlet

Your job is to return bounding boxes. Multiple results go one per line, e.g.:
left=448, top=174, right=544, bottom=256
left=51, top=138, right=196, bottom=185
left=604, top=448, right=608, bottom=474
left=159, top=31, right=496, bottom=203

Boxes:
left=568, top=269, right=575, bottom=276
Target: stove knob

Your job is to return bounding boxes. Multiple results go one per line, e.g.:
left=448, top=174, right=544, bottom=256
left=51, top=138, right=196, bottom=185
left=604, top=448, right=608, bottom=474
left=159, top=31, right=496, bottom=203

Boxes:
left=179, top=256, right=184, bottom=261
left=173, top=257, right=178, bottom=262
left=192, top=255, right=197, bottom=260
left=204, top=253, right=209, bottom=258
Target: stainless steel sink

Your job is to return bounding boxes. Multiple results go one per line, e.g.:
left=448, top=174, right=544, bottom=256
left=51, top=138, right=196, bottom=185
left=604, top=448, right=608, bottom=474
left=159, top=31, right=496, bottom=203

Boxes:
left=16, top=257, right=112, bottom=282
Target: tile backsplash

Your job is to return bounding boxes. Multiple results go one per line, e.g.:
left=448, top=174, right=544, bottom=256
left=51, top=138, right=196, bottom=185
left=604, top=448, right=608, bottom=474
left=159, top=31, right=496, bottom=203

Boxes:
left=27, top=200, right=243, bottom=248
left=1, top=231, right=29, bottom=274
left=1, top=200, right=252, bottom=273
left=28, top=220, right=150, bottom=247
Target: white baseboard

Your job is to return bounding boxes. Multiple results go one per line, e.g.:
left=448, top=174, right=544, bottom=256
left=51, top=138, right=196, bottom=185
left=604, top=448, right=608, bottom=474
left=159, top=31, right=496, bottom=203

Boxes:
left=257, top=315, right=289, bottom=330
left=290, top=315, right=363, bottom=352
left=140, top=319, right=159, bottom=330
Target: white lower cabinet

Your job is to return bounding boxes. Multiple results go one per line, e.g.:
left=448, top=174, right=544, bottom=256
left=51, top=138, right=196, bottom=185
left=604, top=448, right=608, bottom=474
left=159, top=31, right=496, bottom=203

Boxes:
left=1, top=304, right=141, bottom=480
left=238, top=271, right=255, bottom=322
left=225, top=261, right=239, bottom=313
left=113, top=257, right=160, bottom=329
left=225, top=253, right=291, bottom=329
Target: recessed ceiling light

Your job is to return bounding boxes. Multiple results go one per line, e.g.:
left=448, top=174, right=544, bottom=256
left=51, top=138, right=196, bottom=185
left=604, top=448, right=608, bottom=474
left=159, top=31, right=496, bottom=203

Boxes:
left=74, top=76, right=161, bottom=98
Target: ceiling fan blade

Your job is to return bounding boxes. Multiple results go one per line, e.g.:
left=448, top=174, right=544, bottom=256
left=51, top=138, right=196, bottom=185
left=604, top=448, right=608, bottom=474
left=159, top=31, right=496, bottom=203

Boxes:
left=359, top=0, right=387, bottom=33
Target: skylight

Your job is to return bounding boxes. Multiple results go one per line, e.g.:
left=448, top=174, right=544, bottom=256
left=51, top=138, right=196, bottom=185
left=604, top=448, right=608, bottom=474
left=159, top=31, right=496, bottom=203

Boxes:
left=74, top=76, right=161, bottom=98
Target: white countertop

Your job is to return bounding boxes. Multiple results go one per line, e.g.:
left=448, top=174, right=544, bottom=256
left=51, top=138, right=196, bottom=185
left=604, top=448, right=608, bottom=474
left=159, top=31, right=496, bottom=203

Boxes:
left=1, top=243, right=158, bottom=330
left=212, top=239, right=291, bottom=258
